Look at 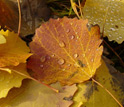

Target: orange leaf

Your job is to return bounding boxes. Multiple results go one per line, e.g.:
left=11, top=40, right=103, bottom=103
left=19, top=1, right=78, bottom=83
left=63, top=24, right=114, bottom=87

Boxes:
left=28, top=17, right=103, bottom=85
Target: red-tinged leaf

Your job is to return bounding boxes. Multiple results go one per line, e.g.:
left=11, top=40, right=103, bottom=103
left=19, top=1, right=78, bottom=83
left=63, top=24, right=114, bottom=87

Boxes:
left=27, top=17, right=103, bottom=85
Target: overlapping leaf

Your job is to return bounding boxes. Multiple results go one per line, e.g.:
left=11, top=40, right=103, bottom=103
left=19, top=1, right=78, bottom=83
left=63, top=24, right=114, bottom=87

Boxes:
left=0, top=80, right=77, bottom=107
left=83, top=0, right=124, bottom=43
left=0, top=29, right=32, bottom=67
left=0, top=29, right=31, bottom=98
left=28, top=17, right=103, bottom=85
left=0, top=64, right=29, bottom=98
left=72, top=60, right=124, bottom=107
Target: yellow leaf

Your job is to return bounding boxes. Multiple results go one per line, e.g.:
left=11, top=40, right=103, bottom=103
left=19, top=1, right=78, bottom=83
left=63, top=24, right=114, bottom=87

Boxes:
left=72, top=60, right=124, bottom=107
left=0, top=63, right=29, bottom=98
left=0, top=80, right=77, bottom=107
left=83, top=0, right=124, bottom=43
left=0, top=29, right=32, bottom=67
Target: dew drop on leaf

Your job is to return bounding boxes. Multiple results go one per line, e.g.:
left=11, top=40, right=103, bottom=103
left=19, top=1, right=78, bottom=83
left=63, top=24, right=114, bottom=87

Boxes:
left=66, top=29, right=70, bottom=33
left=62, top=68, right=65, bottom=71
left=110, top=28, right=116, bottom=31
left=40, top=56, right=46, bottom=63
left=119, top=36, right=122, bottom=39
left=51, top=54, right=55, bottom=57
left=59, top=41, right=65, bottom=48
left=91, top=59, right=94, bottom=62
left=67, top=64, right=71, bottom=67
left=58, top=58, right=65, bottom=65
left=70, top=35, right=75, bottom=40
left=73, top=54, right=78, bottom=58
left=109, top=34, right=112, bottom=37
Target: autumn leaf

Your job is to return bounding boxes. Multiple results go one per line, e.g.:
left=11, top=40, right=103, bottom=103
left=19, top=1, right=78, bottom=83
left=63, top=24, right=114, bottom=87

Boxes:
left=0, top=29, right=32, bottom=67
left=83, top=0, right=124, bottom=43
left=0, top=29, right=31, bottom=98
left=0, top=64, right=29, bottom=98
left=0, top=80, right=77, bottom=107
left=72, top=60, right=124, bottom=107
left=0, top=0, right=18, bottom=31
left=0, top=0, right=33, bottom=36
left=27, top=17, right=103, bottom=85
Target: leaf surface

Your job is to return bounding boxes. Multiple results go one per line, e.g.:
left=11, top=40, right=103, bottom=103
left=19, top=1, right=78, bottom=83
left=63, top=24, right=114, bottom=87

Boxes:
left=0, top=80, right=77, bottom=107
left=83, top=0, right=124, bottom=43
left=0, top=0, right=34, bottom=36
left=0, top=29, right=32, bottom=67
left=0, top=64, right=29, bottom=98
left=72, top=60, right=124, bottom=107
left=28, top=17, right=103, bottom=85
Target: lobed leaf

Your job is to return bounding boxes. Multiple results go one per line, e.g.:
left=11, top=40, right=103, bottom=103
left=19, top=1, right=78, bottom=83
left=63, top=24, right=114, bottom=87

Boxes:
left=0, top=64, right=29, bottom=98
left=0, top=29, right=32, bottom=67
left=28, top=17, right=103, bottom=85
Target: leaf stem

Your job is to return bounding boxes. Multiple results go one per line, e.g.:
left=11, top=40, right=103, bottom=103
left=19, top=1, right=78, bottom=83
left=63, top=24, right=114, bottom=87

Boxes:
left=12, top=69, right=59, bottom=93
left=92, top=78, right=123, bottom=107
left=103, top=40, right=124, bottom=67
left=17, top=0, right=21, bottom=36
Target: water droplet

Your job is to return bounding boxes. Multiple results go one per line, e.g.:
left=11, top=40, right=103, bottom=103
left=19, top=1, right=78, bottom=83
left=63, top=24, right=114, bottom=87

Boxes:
left=58, top=59, right=65, bottom=65
left=71, top=35, right=75, bottom=39
left=110, top=19, right=113, bottom=22
left=66, top=29, right=70, bottom=33
left=40, top=56, right=46, bottom=63
left=67, top=64, right=71, bottom=67
left=117, top=38, right=119, bottom=40
left=51, top=54, right=55, bottom=57
left=110, top=28, right=116, bottom=31
left=96, top=48, right=99, bottom=51
left=109, top=34, right=112, bottom=37
left=40, top=65, right=44, bottom=68
left=74, top=54, right=78, bottom=58
left=75, top=32, right=78, bottom=34
left=77, top=36, right=79, bottom=39
left=119, top=36, right=122, bottom=39
left=59, top=41, right=65, bottom=48
left=62, top=68, right=65, bottom=71
left=91, top=59, right=94, bottom=62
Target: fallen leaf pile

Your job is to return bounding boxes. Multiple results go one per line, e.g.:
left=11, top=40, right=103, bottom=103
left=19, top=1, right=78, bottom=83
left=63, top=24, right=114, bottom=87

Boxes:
left=0, top=0, right=124, bottom=107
